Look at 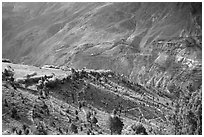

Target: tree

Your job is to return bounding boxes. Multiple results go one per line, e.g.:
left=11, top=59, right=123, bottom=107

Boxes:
left=107, top=112, right=124, bottom=135
left=131, top=123, right=148, bottom=135
left=35, top=121, right=48, bottom=135
left=90, top=116, right=98, bottom=125
left=70, top=123, right=78, bottom=134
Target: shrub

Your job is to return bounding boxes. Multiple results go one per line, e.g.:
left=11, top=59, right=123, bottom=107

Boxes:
left=107, top=115, right=124, bottom=135
left=35, top=122, right=48, bottom=135
left=90, top=116, right=98, bottom=124
left=70, top=123, right=78, bottom=134
left=131, top=123, right=148, bottom=135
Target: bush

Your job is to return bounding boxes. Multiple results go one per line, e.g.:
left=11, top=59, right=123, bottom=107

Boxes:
left=107, top=115, right=124, bottom=135
left=70, top=123, right=78, bottom=134
left=35, top=122, right=48, bottom=135
left=90, top=116, right=98, bottom=124
left=131, top=123, right=148, bottom=135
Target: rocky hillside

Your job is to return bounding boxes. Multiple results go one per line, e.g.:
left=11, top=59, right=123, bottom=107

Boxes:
left=2, top=55, right=202, bottom=134
left=2, top=2, right=202, bottom=135
left=2, top=3, right=202, bottom=77
left=1, top=62, right=177, bottom=135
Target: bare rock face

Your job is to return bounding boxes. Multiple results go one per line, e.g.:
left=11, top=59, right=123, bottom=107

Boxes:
left=134, top=36, right=202, bottom=99
left=2, top=2, right=202, bottom=82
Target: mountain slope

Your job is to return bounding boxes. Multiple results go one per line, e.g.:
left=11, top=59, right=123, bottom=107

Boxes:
left=2, top=3, right=201, bottom=77
left=2, top=62, right=175, bottom=135
left=2, top=2, right=202, bottom=135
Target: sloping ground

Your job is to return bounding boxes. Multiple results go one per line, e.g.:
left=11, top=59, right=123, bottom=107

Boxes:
left=133, top=36, right=202, bottom=94
left=2, top=62, right=175, bottom=135
left=2, top=2, right=202, bottom=80
left=2, top=34, right=202, bottom=135
left=2, top=3, right=202, bottom=134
